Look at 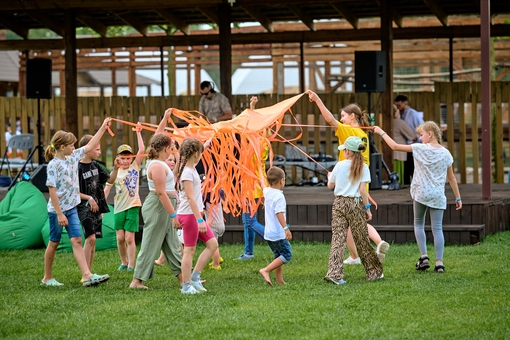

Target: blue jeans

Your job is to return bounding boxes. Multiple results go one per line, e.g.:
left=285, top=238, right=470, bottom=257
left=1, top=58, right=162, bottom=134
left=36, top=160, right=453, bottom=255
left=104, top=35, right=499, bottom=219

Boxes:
left=48, top=207, right=81, bottom=242
left=267, top=239, right=292, bottom=264
left=241, top=198, right=265, bottom=255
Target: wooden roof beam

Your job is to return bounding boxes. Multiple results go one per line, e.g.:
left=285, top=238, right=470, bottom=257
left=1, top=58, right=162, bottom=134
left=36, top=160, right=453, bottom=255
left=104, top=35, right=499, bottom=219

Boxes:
left=241, top=5, right=274, bottom=32
left=331, top=2, right=359, bottom=29
left=0, top=14, right=29, bottom=39
left=373, top=0, right=403, bottom=28
left=76, top=14, right=108, bottom=37
left=27, top=11, right=64, bottom=36
left=423, top=0, right=449, bottom=26
left=199, top=7, right=220, bottom=26
left=116, top=12, right=148, bottom=36
left=287, top=5, right=315, bottom=31
left=156, top=9, right=190, bottom=35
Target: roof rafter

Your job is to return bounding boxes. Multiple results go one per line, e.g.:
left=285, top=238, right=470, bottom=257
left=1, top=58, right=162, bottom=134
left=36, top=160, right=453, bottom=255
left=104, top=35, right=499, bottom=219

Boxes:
left=27, top=11, right=64, bottom=36
left=0, top=14, right=29, bottom=39
left=199, top=7, right=220, bottom=26
left=76, top=14, right=108, bottom=37
left=241, top=5, right=274, bottom=32
left=331, top=2, right=359, bottom=29
left=287, top=5, right=315, bottom=31
left=156, top=9, right=190, bottom=35
left=115, top=12, right=148, bottom=36
left=423, top=0, right=448, bottom=26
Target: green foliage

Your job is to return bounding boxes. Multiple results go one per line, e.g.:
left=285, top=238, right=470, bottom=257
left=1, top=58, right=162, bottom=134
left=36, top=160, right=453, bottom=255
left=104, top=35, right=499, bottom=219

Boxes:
left=1, top=232, right=509, bottom=339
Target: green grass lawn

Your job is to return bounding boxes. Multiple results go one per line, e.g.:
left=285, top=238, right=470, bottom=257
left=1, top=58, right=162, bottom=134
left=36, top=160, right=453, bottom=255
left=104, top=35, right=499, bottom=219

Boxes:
left=1, top=232, right=509, bottom=339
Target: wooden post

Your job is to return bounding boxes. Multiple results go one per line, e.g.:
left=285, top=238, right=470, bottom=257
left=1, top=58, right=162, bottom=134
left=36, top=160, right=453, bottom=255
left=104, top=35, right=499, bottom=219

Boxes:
left=481, top=0, right=491, bottom=199
left=111, top=68, right=117, bottom=96
left=324, top=60, right=331, bottom=93
left=218, top=3, right=232, bottom=98
left=194, top=58, right=201, bottom=95
left=128, top=49, right=136, bottom=96
left=64, top=10, right=78, bottom=136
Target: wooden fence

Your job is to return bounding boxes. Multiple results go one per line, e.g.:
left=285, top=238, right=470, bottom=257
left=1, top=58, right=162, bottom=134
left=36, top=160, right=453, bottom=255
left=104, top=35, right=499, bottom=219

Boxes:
left=1, top=81, right=509, bottom=184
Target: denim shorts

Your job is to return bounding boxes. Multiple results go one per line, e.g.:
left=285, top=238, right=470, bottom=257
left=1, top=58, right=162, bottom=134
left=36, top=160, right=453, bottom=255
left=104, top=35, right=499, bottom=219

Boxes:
left=48, top=207, right=82, bottom=242
left=267, top=239, right=292, bottom=264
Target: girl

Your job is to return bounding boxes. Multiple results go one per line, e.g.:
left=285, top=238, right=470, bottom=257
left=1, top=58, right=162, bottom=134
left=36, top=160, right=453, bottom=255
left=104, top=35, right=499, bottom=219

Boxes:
left=325, top=136, right=383, bottom=284
left=308, top=90, right=390, bottom=264
left=41, top=118, right=112, bottom=287
left=374, top=121, right=462, bottom=273
left=129, top=132, right=182, bottom=289
left=176, top=137, right=218, bottom=294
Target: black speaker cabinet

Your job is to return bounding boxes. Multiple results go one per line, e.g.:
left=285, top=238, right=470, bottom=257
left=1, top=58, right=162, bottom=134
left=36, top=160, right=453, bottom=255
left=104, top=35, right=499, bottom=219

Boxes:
left=355, top=51, right=386, bottom=93
left=26, top=58, right=52, bottom=99
left=30, top=164, right=48, bottom=192
left=369, top=153, right=383, bottom=190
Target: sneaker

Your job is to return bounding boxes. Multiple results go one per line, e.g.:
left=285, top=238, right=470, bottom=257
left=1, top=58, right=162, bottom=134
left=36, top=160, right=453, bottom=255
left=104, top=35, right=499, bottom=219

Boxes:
left=190, top=280, right=207, bottom=292
left=209, top=264, right=222, bottom=270
left=83, top=274, right=110, bottom=287
left=237, top=254, right=254, bottom=260
left=41, top=278, right=64, bottom=286
left=324, top=276, right=347, bottom=285
left=376, top=241, right=390, bottom=263
left=343, top=256, right=361, bottom=265
left=127, top=267, right=134, bottom=271
left=118, top=264, right=128, bottom=270
left=181, top=285, right=199, bottom=294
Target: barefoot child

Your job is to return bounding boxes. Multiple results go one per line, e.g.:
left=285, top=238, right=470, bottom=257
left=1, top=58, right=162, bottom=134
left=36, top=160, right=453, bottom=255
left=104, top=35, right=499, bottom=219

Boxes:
left=258, top=166, right=292, bottom=286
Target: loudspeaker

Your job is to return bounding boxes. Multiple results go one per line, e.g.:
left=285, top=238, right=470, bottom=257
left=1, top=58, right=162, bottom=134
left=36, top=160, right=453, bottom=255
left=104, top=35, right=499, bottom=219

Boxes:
left=26, top=58, right=52, bottom=99
left=30, top=164, right=48, bottom=192
left=369, top=153, right=383, bottom=190
left=355, top=51, right=386, bottom=93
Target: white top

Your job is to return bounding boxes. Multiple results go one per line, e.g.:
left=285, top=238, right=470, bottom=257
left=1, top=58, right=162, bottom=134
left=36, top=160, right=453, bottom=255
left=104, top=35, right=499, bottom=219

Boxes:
left=146, top=159, right=175, bottom=192
left=46, top=147, right=86, bottom=213
left=329, top=160, right=371, bottom=197
left=263, top=187, right=287, bottom=242
left=411, top=143, right=453, bottom=209
left=177, top=166, right=204, bottom=214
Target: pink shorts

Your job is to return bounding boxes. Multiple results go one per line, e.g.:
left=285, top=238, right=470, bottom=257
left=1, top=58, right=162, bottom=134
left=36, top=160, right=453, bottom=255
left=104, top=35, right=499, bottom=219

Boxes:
left=178, top=214, right=216, bottom=247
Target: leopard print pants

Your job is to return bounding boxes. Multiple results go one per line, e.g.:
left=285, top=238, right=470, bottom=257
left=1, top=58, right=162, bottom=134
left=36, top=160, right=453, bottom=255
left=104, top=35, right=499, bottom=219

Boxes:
left=325, top=196, right=383, bottom=281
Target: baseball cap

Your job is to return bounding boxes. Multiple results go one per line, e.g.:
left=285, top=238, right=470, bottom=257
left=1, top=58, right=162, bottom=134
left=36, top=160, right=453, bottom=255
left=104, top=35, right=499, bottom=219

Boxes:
left=338, top=136, right=363, bottom=153
left=117, top=144, right=133, bottom=154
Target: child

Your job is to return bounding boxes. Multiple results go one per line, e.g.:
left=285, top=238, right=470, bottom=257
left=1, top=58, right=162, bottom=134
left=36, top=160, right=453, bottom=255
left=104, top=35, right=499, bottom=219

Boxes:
left=176, top=137, right=218, bottom=294
left=204, top=192, right=225, bottom=269
left=77, top=134, right=120, bottom=272
left=41, top=118, right=112, bottom=287
left=325, top=136, right=383, bottom=284
left=308, top=91, right=390, bottom=265
left=258, top=166, right=292, bottom=286
left=104, top=130, right=144, bottom=271
left=129, top=133, right=182, bottom=289
left=374, top=122, right=462, bottom=273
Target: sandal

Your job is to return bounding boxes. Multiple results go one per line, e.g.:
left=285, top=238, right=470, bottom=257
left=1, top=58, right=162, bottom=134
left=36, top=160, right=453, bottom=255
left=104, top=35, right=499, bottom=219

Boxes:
left=434, top=265, right=445, bottom=274
left=415, top=256, right=430, bottom=271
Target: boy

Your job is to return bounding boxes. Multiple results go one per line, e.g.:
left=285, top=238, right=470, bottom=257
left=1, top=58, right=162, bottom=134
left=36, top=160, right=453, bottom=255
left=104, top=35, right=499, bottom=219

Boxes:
left=104, top=133, right=144, bottom=271
left=77, top=135, right=119, bottom=273
left=258, top=166, right=292, bottom=286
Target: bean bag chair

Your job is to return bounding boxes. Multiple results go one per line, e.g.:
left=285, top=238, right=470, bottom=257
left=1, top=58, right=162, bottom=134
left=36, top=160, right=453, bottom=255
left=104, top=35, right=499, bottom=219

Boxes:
left=41, top=205, right=117, bottom=253
left=0, top=181, right=47, bottom=250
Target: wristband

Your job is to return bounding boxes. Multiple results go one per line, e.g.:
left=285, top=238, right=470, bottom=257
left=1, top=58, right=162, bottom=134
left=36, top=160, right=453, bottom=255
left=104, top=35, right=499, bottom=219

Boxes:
left=170, top=212, right=177, bottom=218
left=380, top=132, right=386, bottom=137
left=455, top=198, right=462, bottom=202
left=283, top=224, right=290, bottom=230
left=197, top=218, right=204, bottom=223
left=364, top=204, right=371, bottom=209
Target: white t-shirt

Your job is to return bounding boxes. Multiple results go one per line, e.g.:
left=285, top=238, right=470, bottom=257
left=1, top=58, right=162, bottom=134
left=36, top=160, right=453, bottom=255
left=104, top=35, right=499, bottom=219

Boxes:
left=263, top=187, right=287, bottom=242
left=177, top=166, right=204, bottom=214
left=411, top=143, right=453, bottom=209
left=329, top=160, right=371, bottom=197
left=46, top=147, right=86, bottom=213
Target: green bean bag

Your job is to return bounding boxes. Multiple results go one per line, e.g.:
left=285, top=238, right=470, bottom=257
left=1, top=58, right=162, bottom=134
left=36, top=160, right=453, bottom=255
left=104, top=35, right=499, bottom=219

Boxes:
left=0, top=181, right=47, bottom=250
left=41, top=205, right=118, bottom=253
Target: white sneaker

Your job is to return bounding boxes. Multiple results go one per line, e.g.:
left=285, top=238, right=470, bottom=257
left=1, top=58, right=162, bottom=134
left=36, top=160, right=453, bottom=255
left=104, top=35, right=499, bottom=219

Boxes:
left=376, top=241, right=390, bottom=263
left=343, top=256, right=361, bottom=265
left=181, top=285, right=199, bottom=294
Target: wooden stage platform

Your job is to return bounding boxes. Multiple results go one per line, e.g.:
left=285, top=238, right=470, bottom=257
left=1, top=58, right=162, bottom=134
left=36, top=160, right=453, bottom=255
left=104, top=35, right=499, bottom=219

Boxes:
left=1, top=183, right=509, bottom=245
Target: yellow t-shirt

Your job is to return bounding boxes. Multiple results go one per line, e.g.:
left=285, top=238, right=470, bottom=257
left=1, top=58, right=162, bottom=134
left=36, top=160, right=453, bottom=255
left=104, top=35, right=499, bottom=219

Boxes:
left=111, top=162, right=142, bottom=213
left=335, top=122, right=370, bottom=166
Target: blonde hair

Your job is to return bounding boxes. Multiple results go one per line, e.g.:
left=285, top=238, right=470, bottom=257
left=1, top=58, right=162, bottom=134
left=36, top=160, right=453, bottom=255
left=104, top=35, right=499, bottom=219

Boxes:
left=266, top=166, right=285, bottom=186
left=147, top=133, right=172, bottom=160
left=346, top=144, right=367, bottom=183
left=78, top=134, right=93, bottom=148
left=176, top=138, right=204, bottom=181
left=44, top=130, right=77, bottom=162
left=342, top=103, right=371, bottom=128
left=417, top=121, right=442, bottom=144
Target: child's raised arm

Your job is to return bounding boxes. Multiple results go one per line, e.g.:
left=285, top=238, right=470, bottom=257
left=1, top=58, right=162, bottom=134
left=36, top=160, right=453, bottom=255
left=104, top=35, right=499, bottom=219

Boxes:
left=373, top=126, right=413, bottom=153
left=157, top=109, right=172, bottom=134
left=84, top=117, right=112, bottom=153
left=135, top=128, right=144, bottom=167
left=307, top=90, right=339, bottom=128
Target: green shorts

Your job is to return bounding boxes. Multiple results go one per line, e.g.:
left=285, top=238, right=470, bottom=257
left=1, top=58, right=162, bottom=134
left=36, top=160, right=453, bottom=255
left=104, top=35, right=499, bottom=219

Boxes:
left=114, top=207, right=140, bottom=233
